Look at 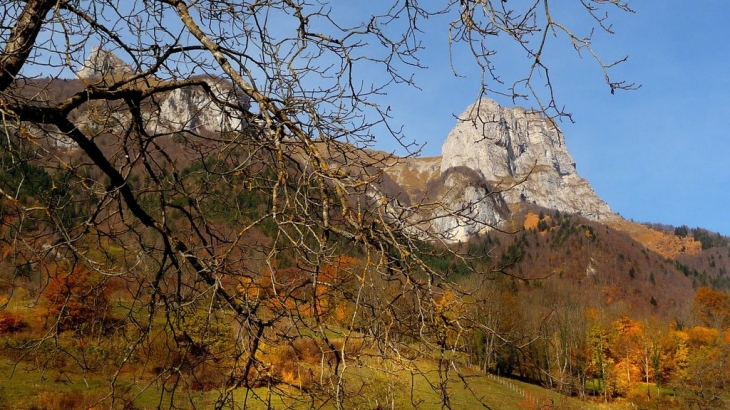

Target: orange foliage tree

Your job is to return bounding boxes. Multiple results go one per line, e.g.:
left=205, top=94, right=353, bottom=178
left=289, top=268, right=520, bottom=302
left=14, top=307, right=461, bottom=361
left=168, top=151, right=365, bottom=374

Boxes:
left=43, top=264, right=109, bottom=334
left=693, top=287, right=730, bottom=329
left=0, top=310, right=27, bottom=334
left=677, top=337, right=730, bottom=409
left=611, top=317, right=643, bottom=396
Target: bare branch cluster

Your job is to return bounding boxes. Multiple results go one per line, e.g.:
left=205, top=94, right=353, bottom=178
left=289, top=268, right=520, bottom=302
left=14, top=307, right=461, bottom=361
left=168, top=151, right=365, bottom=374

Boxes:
left=0, top=0, right=633, bottom=408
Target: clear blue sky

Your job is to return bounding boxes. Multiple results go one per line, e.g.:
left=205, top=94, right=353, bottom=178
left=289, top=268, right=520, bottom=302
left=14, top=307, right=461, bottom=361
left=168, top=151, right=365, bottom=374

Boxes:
left=375, top=1, right=730, bottom=235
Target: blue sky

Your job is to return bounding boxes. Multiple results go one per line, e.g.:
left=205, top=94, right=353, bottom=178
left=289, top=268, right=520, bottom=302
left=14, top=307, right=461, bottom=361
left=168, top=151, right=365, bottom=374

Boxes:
left=373, top=1, right=730, bottom=235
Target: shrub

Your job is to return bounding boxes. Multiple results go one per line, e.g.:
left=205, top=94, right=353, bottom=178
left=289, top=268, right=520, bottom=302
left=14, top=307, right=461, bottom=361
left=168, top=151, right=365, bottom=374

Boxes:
left=32, top=390, right=85, bottom=410
left=0, top=311, right=28, bottom=334
left=293, top=337, right=323, bottom=364
left=43, top=264, right=109, bottom=334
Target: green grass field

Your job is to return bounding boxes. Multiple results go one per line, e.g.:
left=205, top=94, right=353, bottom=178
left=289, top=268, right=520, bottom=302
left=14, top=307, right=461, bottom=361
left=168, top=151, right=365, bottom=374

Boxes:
left=0, top=354, right=636, bottom=410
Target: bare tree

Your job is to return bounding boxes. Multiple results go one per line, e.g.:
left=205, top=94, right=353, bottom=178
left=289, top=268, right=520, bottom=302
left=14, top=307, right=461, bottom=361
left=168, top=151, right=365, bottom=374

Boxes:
left=0, top=0, right=633, bottom=408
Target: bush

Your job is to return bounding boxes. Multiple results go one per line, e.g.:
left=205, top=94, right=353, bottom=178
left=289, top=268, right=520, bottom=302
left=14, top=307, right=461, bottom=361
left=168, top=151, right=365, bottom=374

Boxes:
left=31, top=390, right=95, bottom=410
left=626, top=385, right=687, bottom=410
left=0, top=311, right=28, bottom=334
left=293, top=337, right=323, bottom=364
left=43, top=264, right=109, bottom=334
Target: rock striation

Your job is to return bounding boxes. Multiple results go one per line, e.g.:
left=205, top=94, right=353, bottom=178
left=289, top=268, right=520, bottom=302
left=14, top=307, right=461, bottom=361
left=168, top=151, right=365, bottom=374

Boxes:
left=383, top=98, right=614, bottom=242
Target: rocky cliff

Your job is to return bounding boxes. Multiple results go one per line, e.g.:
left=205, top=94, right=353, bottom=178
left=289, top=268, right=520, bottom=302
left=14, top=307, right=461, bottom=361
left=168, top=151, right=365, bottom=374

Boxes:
left=77, top=47, right=133, bottom=80
left=383, top=98, right=614, bottom=242
left=76, top=47, right=249, bottom=135
left=442, top=99, right=613, bottom=219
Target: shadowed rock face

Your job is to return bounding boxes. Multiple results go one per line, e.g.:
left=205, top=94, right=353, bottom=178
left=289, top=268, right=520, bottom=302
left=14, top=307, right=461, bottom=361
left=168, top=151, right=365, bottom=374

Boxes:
left=383, top=99, right=615, bottom=242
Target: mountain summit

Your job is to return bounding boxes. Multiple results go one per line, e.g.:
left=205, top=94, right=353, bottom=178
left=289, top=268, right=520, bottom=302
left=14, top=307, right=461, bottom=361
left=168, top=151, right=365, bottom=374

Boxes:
left=69, top=49, right=613, bottom=243
left=442, top=99, right=613, bottom=220
left=384, top=99, right=615, bottom=241
left=77, top=46, right=133, bottom=80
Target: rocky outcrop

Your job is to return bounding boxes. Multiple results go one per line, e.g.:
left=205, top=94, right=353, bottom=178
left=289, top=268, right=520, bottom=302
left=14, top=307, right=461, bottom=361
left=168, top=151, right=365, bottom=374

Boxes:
left=440, top=99, right=613, bottom=221
left=382, top=98, right=614, bottom=242
left=154, top=78, right=249, bottom=134
left=77, top=46, right=133, bottom=80
left=76, top=48, right=250, bottom=134
left=423, top=166, right=510, bottom=241
left=382, top=158, right=509, bottom=241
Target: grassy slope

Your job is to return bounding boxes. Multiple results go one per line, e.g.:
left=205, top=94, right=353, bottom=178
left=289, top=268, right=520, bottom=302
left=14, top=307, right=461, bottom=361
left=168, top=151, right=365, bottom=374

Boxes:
left=0, top=355, right=633, bottom=410
left=204, top=363, right=632, bottom=410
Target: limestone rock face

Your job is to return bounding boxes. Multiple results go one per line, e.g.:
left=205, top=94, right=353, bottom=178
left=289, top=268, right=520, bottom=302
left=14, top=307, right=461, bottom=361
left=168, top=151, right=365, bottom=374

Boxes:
left=382, top=158, right=510, bottom=243
left=76, top=48, right=250, bottom=134
left=381, top=98, right=614, bottom=242
left=155, top=78, right=249, bottom=134
left=77, top=47, right=133, bottom=80
left=424, top=167, right=509, bottom=241
left=441, top=99, right=613, bottom=221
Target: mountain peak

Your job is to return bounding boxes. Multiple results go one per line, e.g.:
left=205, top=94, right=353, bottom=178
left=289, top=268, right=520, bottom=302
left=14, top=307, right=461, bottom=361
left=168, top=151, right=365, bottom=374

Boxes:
left=77, top=46, right=133, bottom=80
left=441, top=98, right=614, bottom=221
left=383, top=98, right=615, bottom=242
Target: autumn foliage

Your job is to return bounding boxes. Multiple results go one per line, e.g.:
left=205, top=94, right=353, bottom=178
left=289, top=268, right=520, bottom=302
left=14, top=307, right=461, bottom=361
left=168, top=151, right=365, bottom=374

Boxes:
left=693, top=286, right=730, bottom=328
left=43, top=264, right=109, bottom=333
left=0, top=310, right=27, bottom=334
left=236, top=255, right=358, bottom=322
